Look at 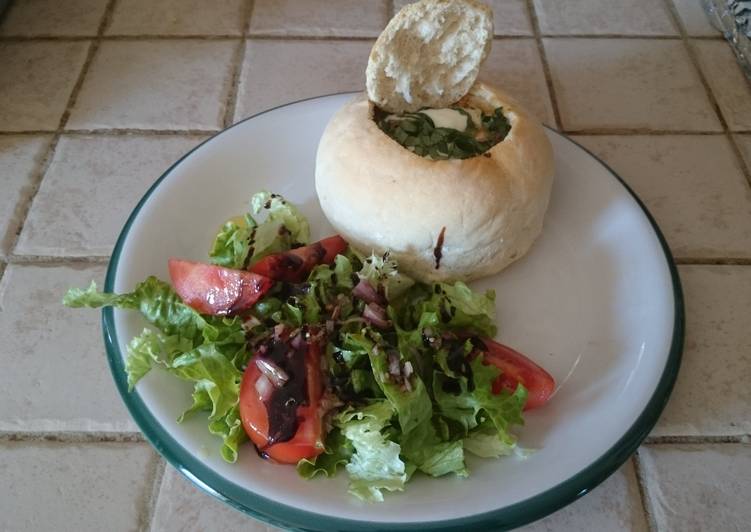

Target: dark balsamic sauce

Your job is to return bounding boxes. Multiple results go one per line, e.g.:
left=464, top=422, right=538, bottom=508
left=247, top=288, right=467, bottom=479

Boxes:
left=433, top=226, right=446, bottom=269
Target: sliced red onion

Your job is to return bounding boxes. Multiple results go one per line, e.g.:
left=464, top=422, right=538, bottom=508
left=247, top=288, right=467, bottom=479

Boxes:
left=273, top=323, right=287, bottom=340
left=353, top=279, right=385, bottom=305
left=290, top=333, right=305, bottom=350
left=325, top=319, right=335, bottom=334
left=254, top=374, right=273, bottom=402
left=403, top=361, right=414, bottom=379
left=255, top=358, right=289, bottom=388
left=363, top=302, right=390, bottom=329
left=388, top=352, right=401, bottom=376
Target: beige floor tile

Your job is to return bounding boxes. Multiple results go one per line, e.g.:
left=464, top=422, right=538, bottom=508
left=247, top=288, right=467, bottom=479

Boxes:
left=692, top=40, right=751, bottom=131
left=0, top=41, right=89, bottom=131
left=651, top=266, right=751, bottom=437
left=235, top=39, right=372, bottom=119
left=0, top=0, right=108, bottom=36
left=478, top=39, right=555, bottom=126
left=0, top=135, right=51, bottom=257
left=545, top=38, right=721, bottom=131
left=15, top=135, right=203, bottom=257
left=0, top=442, right=156, bottom=531
left=520, top=462, right=647, bottom=531
left=735, top=134, right=751, bottom=169
left=671, top=0, right=720, bottom=36
left=533, top=0, right=676, bottom=35
left=107, top=0, right=244, bottom=36
left=394, top=0, right=533, bottom=35
left=250, top=0, right=388, bottom=37
left=152, top=466, right=281, bottom=532
left=67, top=40, right=235, bottom=130
left=0, top=264, right=138, bottom=432
left=574, top=135, right=751, bottom=258
left=639, top=445, right=751, bottom=531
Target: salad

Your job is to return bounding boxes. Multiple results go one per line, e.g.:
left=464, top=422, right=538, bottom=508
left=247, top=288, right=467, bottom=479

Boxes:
left=64, top=191, right=554, bottom=502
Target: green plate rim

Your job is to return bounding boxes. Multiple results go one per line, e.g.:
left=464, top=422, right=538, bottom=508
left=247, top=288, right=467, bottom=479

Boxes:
left=102, top=92, right=684, bottom=532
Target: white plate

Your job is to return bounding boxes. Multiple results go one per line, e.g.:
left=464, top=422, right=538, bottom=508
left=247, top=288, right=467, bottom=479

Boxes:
left=102, top=93, right=683, bottom=531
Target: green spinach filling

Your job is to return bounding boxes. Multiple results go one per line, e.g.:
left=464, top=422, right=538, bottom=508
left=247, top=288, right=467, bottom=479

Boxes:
left=375, top=106, right=511, bottom=160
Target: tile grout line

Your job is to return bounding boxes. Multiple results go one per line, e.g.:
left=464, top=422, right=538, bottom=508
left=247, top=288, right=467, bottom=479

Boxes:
left=661, top=0, right=751, bottom=190
left=222, top=0, right=254, bottom=128
left=564, top=128, right=736, bottom=135
left=525, top=0, right=563, bottom=131
left=0, top=430, right=145, bottom=442
left=5, top=0, right=118, bottom=258
left=632, top=451, right=659, bottom=532
left=142, top=458, right=167, bottom=532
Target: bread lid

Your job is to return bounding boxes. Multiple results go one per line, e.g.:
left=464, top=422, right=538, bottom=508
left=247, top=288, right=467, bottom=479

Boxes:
left=366, top=0, right=494, bottom=113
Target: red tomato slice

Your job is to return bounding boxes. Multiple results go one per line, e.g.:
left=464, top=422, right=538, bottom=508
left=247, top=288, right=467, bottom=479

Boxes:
left=239, top=340, right=324, bottom=464
left=481, top=338, right=555, bottom=411
left=168, top=259, right=273, bottom=316
left=249, top=235, right=347, bottom=283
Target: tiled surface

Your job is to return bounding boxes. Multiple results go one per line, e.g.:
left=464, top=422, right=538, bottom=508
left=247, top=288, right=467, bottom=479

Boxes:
left=533, top=0, right=677, bottom=35
left=479, top=39, right=556, bottom=125
left=574, top=135, right=751, bottom=258
left=651, top=266, right=751, bottom=437
left=671, top=0, right=720, bottom=36
left=15, top=134, right=205, bottom=257
left=152, top=466, right=282, bottom=532
left=545, top=38, right=722, bottom=131
left=520, top=462, right=648, bottom=531
left=0, top=264, right=137, bottom=432
left=235, top=39, right=372, bottom=119
left=394, top=0, right=533, bottom=35
left=107, top=0, right=245, bottom=36
left=67, top=40, right=236, bottom=130
left=0, top=41, right=90, bottom=131
left=692, top=39, right=751, bottom=131
left=0, top=441, right=156, bottom=531
left=639, top=445, right=751, bottom=531
left=0, top=135, right=51, bottom=257
left=250, top=0, right=388, bottom=37
left=0, top=0, right=108, bottom=36
left=1, top=0, right=751, bottom=530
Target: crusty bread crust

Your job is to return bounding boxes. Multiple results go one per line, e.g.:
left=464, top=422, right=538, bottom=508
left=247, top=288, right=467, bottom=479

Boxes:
left=315, top=82, right=554, bottom=282
left=366, top=0, right=493, bottom=113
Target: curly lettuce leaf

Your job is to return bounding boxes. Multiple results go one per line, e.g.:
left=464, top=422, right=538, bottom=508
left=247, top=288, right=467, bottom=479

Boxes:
left=297, top=428, right=353, bottom=479
left=248, top=191, right=310, bottom=263
left=335, top=401, right=407, bottom=502
left=399, top=418, right=467, bottom=478
left=357, top=251, right=414, bottom=301
left=209, top=213, right=255, bottom=269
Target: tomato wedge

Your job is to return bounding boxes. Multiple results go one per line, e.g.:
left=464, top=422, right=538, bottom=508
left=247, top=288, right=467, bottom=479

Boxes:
left=239, top=338, right=324, bottom=464
left=249, top=235, right=347, bottom=283
left=168, top=259, right=273, bottom=315
left=481, top=338, right=555, bottom=411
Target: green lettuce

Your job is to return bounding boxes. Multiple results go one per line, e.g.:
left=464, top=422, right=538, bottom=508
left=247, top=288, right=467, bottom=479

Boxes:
left=209, top=214, right=255, bottom=269
left=357, top=251, right=414, bottom=301
left=335, top=402, right=407, bottom=502
left=297, top=428, right=353, bottom=479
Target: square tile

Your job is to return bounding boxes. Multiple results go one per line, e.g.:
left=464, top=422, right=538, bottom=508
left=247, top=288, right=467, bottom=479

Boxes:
left=671, top=0, right=720, bottom=36
left=573, top=135, right=751, bottom=258
left=152, top=465, right=281, bottom=531
left=639, top=445, right=751, bottom=531
left=692, top=40, right=751, bottom=131
left=235, top=39, right=372, bottom=119
left=67, top=40, right=235, bottom=130
left=15, top=135, right=204, bottom=257
left=107, top=0, right=244, bottom=36
left=0, top=42, right=90, bottom=131
left=0, top=442, right=156, bottom=532
left=0, top=264, right=137, bottom=432
left=533, top=0, right=676, bottom=35
left=0, top=0, right=108, bottom=36
left=478, top=39, right=555, bottom=125
left=0, top=135, right=51, bottom=257
left=520, top=462, right=647, bottom=531
left=651, top=266, right=751, bottom=437
left=545, top=39, right=722, bottom=131
left=394, top=0, right=533, bottom=36
left=250, top=0, right=388, bottom=38
left=735, top=134, right=751, bottom=169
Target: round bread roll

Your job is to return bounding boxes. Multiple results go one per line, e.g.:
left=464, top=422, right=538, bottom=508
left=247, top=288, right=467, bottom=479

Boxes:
left=366, top=0, right=493, bottom=113
left=315, top=82, right=554, bottom=282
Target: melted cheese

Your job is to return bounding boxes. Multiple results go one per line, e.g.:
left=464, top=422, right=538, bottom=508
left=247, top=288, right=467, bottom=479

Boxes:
left=419, top=108, right=468, bottom=131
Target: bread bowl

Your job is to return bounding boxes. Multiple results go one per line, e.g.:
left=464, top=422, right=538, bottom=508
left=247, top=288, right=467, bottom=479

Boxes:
left=315, top=0, right=554, bottom=282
